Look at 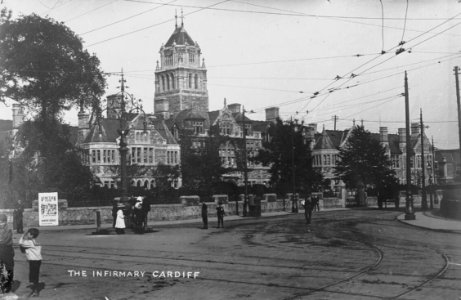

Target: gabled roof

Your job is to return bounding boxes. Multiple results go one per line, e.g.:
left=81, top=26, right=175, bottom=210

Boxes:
left=151, top=118, right=177, bottom=144
left=84, top=119, right=121, bottom=143
left=314, top=130, right=335, bottom=150
left=208, top=110, right=220, bottom=125
left=165, top=25, right=196, bottom=47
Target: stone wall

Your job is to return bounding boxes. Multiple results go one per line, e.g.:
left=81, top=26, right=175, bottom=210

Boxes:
left=0, top=197, right=346, bottom=227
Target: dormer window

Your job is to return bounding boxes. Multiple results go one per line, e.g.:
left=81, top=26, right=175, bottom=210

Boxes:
left=192, top=121, right=203, bottom=134
left=220, top=123, right=232, bottom=135
left=189, top=52, right=195, bottom=63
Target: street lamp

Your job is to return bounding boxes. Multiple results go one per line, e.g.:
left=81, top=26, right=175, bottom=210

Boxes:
left=115, top=71, right=147, bottom=203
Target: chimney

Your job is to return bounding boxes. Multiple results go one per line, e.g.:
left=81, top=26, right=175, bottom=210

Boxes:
left=379, top=127, right=388, bottom=143
left=12, top=103, right=24, bottom=129
left=411, top=122, right=420, bottom=135
left=154, top=99, right=170, bottom=119
left=265, top=107, right=279, bottom=123
left=227, top=103, right=241, bottom=114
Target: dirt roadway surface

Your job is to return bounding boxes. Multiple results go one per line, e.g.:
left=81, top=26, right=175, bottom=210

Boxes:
left=4, top=209, right=461, bottom=299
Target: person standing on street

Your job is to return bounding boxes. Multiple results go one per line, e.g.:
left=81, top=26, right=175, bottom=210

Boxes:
left=216, top=203, right=225, bottom=228
left=0, top=214, right=14, bottom=294
left=14, top=199, right=24, bottom=234
left=115, top=207, right=126, bottom=234
left=19, top=228, right=42, bottom=297
left=302, top=198, right=314, bottom=232
left=201, top=202, right=208, bottom=229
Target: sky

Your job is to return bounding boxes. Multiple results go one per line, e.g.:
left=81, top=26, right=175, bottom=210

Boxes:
left=0, top=0, right=460, bottom=149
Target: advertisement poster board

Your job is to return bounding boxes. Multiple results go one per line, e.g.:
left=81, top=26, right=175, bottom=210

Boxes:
left=38, top=192, right=59, bottom=226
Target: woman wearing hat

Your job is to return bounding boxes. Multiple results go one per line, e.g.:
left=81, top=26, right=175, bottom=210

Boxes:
left=0, top=214, right=14, bottom=293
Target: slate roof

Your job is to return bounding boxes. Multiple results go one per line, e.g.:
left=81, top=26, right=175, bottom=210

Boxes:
left=151, top=118, right=177, bottom=144
left=314, top=130, right=335, bottom=150
left=165, top=24, right=196, bottom=47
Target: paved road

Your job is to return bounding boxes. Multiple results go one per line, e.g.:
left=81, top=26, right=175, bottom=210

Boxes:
left=6, top=209, right=461, bottom=299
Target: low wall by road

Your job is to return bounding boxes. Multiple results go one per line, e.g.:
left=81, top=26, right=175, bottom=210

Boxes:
left=0, top=196, right=347, bottom=227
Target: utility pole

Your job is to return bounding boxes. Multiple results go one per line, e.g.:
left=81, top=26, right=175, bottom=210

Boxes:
left=332, top=115, right=338, bottom=131
left=404, top=71, right=415, bottom=220
left=454, top=66, right=461, bottom=168
left=242, top=107, right=249, bottom=217
left=420, top=109, right=427, bottom=210
left=291, top=117, right=297, bottom=213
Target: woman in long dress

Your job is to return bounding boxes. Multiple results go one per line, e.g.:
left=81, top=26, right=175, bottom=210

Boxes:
left=115, top=209, right=126, bottom=234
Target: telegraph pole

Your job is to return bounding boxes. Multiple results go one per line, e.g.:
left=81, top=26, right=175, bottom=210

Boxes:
left=420, top=109, right=427, bottom=210
left=332, top=115, right=338, bottom=131
left=454, top=66, right=461, bottom=165
left=242, top=107, right=249, bottom=217
left=404, top=71, right=415, bottom=220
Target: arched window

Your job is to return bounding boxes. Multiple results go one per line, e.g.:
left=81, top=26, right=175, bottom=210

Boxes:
left=161, top=76, right=165, bottom=91
left=166, top=75, right=170, bottom=90
left=188, top=73, right=192, bottom=88
left=171, top=74, right=175, bottom=89
left=194, top=74, right=198, bottom=89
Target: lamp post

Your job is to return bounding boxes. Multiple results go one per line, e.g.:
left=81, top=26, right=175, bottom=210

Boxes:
left=241, top=107, right=254, bottom=217
left=116, top=71, right=147, bottom=203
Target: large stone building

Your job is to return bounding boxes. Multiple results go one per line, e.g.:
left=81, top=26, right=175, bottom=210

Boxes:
left=76, top=102, right=180, bottom=189
left=152, top=18, right=271, bottom=187
left=311, top=123, right=434, bottom=191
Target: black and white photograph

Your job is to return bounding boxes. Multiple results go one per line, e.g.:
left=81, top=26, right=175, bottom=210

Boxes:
left=0, top=0, right=461, bottom=299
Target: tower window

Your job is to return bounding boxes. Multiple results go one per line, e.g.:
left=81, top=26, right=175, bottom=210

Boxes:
left=189, top=53, right=195, bottom=63
left=161, top=76, right=165, bottom=91
left=167, top=75, right=170, bottom=90
left=194, top=74, right=198, bottom=89
left=188, top=73, right=192, bottom=88
left=171, top=74, right=175, bottom=89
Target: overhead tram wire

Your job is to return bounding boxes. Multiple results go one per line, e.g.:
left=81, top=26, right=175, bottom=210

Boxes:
left=379, top=0, right=385, bottom=54
left=65, top=0, right=117, bottom=22
left=304, top=12, right=461, bottom=115
left=86, top=0, right=230, bottom=47
left=80, top=0, right=177, bottom=36
left=399, top=0, right=410, bottom=46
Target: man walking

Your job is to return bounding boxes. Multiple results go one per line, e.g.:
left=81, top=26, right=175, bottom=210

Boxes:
left=201, top=202, right=208, bottom=229
left=302, top=197, right=314, bottom=232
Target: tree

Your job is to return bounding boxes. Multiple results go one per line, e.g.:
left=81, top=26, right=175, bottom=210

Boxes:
left=0, top=13, right=106, bottom=118
left=0, top=12, right=106, bottom=199
left=254, top=118, right=322, bottom=197
left=179, top=126, right=227, bottom=193
left=334, top=126, right=397, bottom=206
left=11, top=120, right=95, bottom=206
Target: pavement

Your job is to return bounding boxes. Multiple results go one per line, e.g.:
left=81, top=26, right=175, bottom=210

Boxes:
left=397, top=210, right=461, bottom=233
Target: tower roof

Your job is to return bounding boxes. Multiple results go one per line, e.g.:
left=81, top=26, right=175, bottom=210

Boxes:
left=165, top=24, right=195, bottom=47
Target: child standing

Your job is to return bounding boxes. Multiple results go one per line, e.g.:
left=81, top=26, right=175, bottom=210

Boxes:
left=19, top=228, right=42, bottom=297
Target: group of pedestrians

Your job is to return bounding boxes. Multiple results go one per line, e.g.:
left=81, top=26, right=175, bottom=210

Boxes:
left=0, top=211, right=43, bottom=297
left=112, top=196, right=151, bottom=234
left=201, top=202, right=225, bottom=229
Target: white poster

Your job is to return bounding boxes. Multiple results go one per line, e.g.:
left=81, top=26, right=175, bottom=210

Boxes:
left=38, top=192, right=59, bottom=226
